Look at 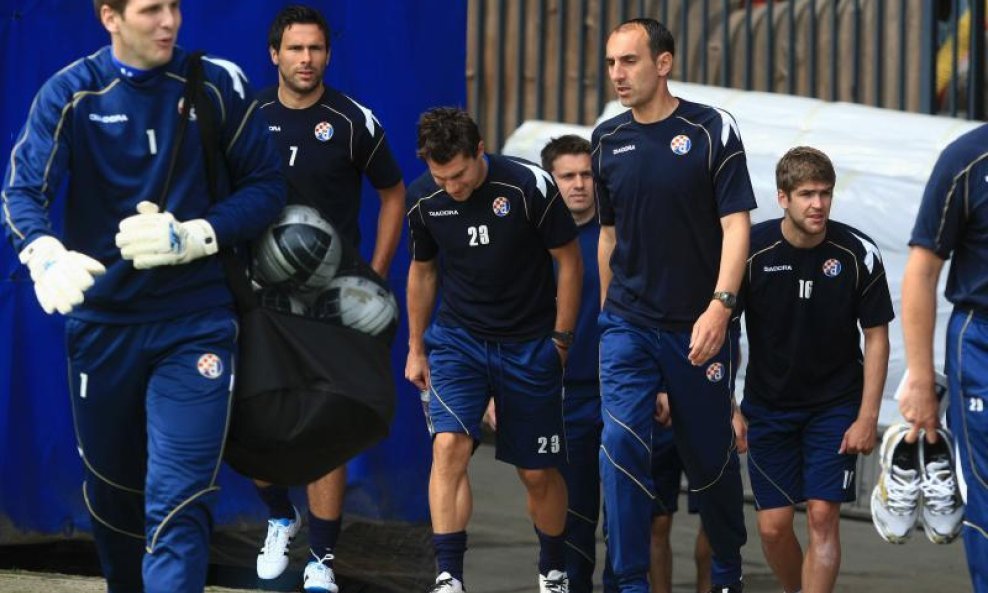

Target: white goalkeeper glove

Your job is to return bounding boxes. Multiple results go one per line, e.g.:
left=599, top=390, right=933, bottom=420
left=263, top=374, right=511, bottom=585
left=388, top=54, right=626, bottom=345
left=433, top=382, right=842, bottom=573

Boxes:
left=116, top=201, right=218, bottom=269
left=19, top=236, right=106, bottom=315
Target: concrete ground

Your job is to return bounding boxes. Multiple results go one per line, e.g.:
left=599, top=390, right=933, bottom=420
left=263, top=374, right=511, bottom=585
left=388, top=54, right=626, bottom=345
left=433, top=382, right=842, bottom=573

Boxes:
left=0, top=443, right=972, bottom=592
left=465, top=446, right=970, bottom=593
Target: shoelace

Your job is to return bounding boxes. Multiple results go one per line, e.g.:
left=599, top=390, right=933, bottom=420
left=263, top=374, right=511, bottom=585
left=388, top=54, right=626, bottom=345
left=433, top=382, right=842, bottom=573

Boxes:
left=261, top=519, right=293, bottom=554
left=429, top=577, right=457, bottom=593
left=542, top=576, right=568, bottom=593
left=309, top=551, right=335, bottom=564
left=884, top=466, right=921, bottom=514
left=921, top=459, right=959, bottom=514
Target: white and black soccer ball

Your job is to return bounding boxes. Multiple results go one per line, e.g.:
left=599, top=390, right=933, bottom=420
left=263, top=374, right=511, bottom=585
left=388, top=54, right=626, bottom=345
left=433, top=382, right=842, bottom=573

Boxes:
left=253, top=205, right=343, bottom=292
left=313, top=275, right=399, bottom=336
left=254, top=286, right=309, bottom=315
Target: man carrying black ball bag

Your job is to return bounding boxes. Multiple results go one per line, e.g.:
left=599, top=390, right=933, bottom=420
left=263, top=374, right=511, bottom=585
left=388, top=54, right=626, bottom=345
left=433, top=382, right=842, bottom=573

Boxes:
left=170, top=44, right=397, bottom=492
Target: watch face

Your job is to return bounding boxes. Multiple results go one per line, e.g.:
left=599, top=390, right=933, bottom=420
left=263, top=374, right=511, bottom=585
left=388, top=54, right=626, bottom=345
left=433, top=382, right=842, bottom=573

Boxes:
left=553, top=331, right=574, bottom=346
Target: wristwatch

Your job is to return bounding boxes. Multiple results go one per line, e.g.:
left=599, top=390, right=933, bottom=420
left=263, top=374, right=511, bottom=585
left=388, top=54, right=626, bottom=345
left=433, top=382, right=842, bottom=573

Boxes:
left=552, top=330, right=575, bottom=348
left=711, top=291, right=737, bottom=310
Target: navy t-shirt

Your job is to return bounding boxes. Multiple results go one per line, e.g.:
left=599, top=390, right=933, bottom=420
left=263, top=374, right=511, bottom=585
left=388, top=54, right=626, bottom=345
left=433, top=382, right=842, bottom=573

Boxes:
left=741, top=219, right=895, bottom=410
left=258, top=85, right=402, bottom=248
left=909, top=124, right=988, bottom=312
left=406, top=154, right=578, bottom=341
left=592, top=99, right=757, bottom=330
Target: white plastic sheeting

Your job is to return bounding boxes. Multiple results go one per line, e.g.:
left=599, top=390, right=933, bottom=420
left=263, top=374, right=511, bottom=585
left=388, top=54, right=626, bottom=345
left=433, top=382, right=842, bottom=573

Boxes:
left=501, top=81, right=981, bottom=427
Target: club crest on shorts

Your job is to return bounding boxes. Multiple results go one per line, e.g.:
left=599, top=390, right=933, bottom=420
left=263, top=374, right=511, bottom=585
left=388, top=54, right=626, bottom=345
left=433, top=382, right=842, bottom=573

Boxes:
left=670, top=134, right=691, bottom=155
left=705, top=362, right=724, bottom=382
left=314, top=121, right=334, bottom=142
left=822, top=258, right=842, bottom=277
left=197, top=353, right=223, bottom=379
left=492, top=196, right=510, bottom=217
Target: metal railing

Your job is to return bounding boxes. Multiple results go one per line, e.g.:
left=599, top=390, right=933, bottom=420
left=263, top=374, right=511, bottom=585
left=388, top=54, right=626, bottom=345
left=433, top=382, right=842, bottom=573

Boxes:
left=468, top=0, right=986, bottom=151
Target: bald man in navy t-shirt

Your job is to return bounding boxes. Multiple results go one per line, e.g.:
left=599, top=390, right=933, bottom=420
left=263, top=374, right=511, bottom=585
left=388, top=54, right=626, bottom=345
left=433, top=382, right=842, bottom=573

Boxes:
left=593, top=18, right=754, bottom=593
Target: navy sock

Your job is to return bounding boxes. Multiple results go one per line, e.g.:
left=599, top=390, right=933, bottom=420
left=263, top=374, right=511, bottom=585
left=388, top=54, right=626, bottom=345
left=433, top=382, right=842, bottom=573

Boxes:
left=433, top=531, right=467, bottom=584
left=308, top=511, right=342, bottom=567
left=256, top=485, right=294, bottom=520
left=535, top=526, right=566, bottom=575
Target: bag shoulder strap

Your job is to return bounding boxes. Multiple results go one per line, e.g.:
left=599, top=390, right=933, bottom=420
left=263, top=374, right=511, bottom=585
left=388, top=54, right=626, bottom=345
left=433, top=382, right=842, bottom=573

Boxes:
left=181, top=52, right=257, bottom=313
left=156, top=51, right=204, bottom=211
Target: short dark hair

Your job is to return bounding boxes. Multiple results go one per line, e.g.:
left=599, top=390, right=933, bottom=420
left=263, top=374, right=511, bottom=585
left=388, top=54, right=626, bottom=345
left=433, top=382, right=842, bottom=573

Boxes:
left=613, top=18, right=675, bottom=58
left=93, top=0, right=127, bottom=18
left=268, top=5, right=331, bottom=51
left=416, top=107, right=482, bottom=164
left=776, top=146, right=836, bottom=194
left=540, top=135, right=591, bottom=171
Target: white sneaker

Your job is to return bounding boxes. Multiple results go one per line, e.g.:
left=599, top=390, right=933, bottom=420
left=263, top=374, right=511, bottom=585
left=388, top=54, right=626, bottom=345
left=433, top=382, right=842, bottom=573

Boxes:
left=303, top=553, right=339, bottom=593
left=539, top=569, right=569, bottom=593
left=871, top=423, right=922, bottom=543
left=256, top=507, right=302, bottom=579
left=919, top=427, right=965, bottom=544
left=427, top=571, right=464, bottom=593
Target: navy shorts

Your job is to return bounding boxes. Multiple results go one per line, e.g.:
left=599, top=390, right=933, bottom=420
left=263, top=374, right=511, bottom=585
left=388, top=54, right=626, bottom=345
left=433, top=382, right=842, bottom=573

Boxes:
left=425, top=324, right=566, bottom=469
left=743, top=399, right=859, bottom=509
left=651, top=425, right=700, bottom=516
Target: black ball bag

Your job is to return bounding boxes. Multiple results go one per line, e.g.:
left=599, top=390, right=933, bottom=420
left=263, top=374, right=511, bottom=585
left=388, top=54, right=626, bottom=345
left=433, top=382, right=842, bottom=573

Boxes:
left=224, top=306, right=396, bottom=485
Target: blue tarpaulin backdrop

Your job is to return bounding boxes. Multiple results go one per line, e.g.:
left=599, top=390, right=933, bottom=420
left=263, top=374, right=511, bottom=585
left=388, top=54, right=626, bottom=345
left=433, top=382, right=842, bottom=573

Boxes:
left=0, top=0, right=465, bottom=538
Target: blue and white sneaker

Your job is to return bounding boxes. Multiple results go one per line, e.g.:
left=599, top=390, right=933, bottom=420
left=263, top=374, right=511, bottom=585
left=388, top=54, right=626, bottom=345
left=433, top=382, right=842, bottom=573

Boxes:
left=256, top=506, right=302, bottom=579
left=303, top=552, right=339, bottom=593
left=539, top=569, right=569, bottom=593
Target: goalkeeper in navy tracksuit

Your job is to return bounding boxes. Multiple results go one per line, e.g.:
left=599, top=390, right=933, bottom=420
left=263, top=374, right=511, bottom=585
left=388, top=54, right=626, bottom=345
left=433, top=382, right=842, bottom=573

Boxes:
left=1, top=2, right=284, bottom=592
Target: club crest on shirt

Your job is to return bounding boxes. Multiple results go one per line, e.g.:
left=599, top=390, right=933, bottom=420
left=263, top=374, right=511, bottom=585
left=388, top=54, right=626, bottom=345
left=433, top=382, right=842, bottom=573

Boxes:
left=822, top=258, right=842, bottom=278
left=177, top=98, right=197, bottom=121
left=705, top=362, right=724, bottom=382
left=314, top=121, right=334, bottom=142
left=492, top=196, right=510, bottom=217
left=197, top=353, right=223, bottom=380
left=670, top=134, right=691, bottom=155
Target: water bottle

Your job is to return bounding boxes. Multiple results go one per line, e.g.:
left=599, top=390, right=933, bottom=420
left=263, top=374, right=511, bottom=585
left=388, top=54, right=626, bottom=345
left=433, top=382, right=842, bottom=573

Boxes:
left=420, top=389, right=434, bottom=435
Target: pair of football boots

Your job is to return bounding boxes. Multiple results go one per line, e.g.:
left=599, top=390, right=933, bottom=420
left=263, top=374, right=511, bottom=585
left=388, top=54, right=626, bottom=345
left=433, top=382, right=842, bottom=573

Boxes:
left=871, top=423, right=965, bottom=544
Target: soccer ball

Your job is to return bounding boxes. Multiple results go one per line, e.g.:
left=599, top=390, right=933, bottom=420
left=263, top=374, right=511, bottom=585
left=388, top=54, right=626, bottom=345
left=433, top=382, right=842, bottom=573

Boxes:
left=254, top=286, right=308, bottom=315
left=253, top=205, right=343, bottom=292
left=312, top=275, right=399, bottom=336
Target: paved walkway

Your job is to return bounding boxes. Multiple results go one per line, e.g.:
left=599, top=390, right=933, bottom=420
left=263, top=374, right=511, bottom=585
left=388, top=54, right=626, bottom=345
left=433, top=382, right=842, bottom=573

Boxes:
left=464, top=445, right=969, bottom=593
left=0, top=443, right=972, bottom=592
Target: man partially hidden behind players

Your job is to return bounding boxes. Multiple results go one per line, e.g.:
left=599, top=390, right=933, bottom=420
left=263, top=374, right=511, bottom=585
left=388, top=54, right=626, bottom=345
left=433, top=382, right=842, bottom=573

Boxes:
left=539, top=134, right=600, bottom=593
left=1, top=1, right=284, bottom=591
left=405, top=108, right=582, bottom=593
left=735, top=147, right=893, bottom=593
left=252, top=6, right=406, bottom=593
left=593, top=18, right=752, bottom=593
left=538, top=135, right=713, bottom=593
